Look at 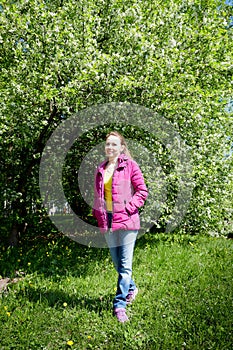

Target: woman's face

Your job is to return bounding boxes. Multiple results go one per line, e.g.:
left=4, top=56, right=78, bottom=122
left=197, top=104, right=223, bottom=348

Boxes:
left=105, top=135, right=123, bottom=160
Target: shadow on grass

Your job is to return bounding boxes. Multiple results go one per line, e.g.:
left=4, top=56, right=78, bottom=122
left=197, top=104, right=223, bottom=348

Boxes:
left=13, top=283, right=114, bottom=314
left=0, top=231, right=163, bottom=314
left=0, top=231, right=119, bottom=317
left=0, top=228, right=198, bottom=280
left=0, top=232, right=110, bottom=279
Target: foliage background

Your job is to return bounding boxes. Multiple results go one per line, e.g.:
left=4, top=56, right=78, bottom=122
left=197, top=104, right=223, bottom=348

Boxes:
left=0, top=0, right=233, bottom=244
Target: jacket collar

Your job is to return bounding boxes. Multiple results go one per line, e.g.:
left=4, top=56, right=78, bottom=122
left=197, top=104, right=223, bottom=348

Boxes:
left=97, top=154, right=128, bottom=173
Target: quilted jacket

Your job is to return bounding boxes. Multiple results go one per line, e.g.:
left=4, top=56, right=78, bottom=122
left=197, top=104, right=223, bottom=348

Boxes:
left=93, top=154, right=148, bottom=233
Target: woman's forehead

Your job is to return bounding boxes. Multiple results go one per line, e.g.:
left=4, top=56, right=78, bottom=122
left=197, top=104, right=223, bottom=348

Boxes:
left=106, top=135, right=121, bottom=143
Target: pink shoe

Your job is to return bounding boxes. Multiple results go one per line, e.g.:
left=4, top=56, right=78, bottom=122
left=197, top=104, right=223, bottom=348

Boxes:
left=126, top=287, right=138, bottom=305
left=114, top=308, right=129, bottom=323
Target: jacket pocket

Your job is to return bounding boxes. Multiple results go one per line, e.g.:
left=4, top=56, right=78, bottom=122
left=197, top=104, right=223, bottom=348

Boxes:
left=124, top=200, right=130, bottom=216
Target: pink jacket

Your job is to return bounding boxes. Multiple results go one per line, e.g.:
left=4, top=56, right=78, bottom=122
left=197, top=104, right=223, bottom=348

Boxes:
left=93, top=154, right=148, bottom=233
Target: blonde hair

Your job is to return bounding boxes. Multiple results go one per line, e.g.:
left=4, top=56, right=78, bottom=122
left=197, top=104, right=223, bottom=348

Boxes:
left=106, top=131, right=132, bottom=159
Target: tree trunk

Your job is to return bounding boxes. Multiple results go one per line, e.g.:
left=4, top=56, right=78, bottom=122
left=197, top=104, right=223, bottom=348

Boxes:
left=8, top=223, right=20, bottom=247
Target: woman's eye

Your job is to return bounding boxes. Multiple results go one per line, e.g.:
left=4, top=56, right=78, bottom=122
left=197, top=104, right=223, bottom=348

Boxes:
left=106, top=142, right=118, bottom=147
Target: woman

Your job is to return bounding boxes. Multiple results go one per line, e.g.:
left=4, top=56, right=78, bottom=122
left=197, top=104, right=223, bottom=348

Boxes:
left=93, top=131, right=148, bottom=323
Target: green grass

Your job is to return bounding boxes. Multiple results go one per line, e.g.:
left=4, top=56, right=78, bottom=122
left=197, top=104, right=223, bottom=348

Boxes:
left=0, top=233, right=232, bottom=349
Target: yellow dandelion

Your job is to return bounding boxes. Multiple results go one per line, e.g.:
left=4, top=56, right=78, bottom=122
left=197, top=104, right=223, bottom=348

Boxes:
left=27, top=262, right=31, bottom=266
left=67, top=340, right=74, bottom=346
left=87, top=335, right=92, bottom=339
left=6, top=312, right=11, bottom=317
left=63, top=302, right=68, bottom=307
left=4, top=306, right=8, bottom=310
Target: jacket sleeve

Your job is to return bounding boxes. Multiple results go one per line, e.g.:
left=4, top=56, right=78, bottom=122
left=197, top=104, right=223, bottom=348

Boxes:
left=125, top=161, right=148, bottom=215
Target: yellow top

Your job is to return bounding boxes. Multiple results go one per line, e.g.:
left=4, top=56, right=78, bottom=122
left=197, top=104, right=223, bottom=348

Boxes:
left=104, top=170, right=113, bottom=212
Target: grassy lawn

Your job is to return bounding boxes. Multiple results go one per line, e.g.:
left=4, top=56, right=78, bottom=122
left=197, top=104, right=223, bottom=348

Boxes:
left=0, top=233, right=232, bottom=349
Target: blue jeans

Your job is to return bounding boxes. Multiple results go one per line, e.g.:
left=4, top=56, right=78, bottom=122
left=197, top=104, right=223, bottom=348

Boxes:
left=105, top=229, right=138, bottom=309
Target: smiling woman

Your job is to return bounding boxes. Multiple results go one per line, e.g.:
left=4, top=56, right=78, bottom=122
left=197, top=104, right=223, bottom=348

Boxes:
left=105, top=134, right=123, bottom=161
left=92, top=131, right=148, bottom=322
left=105, top=131, right=132, bottom=160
